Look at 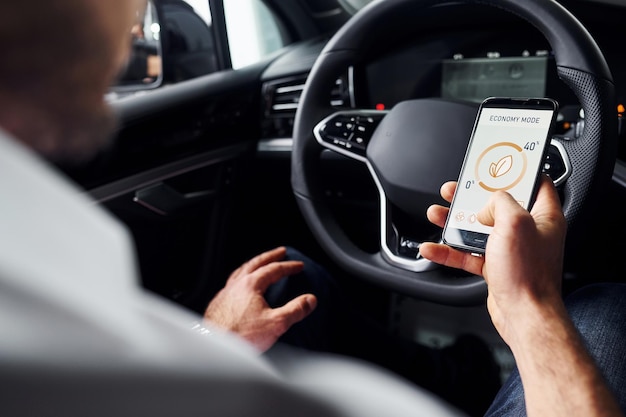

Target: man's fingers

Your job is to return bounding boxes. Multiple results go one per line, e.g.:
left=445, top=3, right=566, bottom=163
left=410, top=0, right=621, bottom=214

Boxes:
left=440, top=181, right=457, bottom=203
left=530, top=175, right=562, bottom=216
left=245, top=246, right=287, bottom=271
left=419, top=242, right=484, bottom=276
left=425, top=181, right=455, bottom=228
left=476, top=176, right=559, bottom=229
left=531, top=175, right=560, bottom=211
left=275, top=294, right=317, bottom=329
left=252, top=260, right=305, bottom=291
left=476, top=189, right=528, bottom=228
left=426, top=204, right=449, bottom=229
left=232, top=247, right=288, bottom=279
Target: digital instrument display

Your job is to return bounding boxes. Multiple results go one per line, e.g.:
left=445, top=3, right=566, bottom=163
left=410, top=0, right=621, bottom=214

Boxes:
left=441, top=56, right=548, bottom=103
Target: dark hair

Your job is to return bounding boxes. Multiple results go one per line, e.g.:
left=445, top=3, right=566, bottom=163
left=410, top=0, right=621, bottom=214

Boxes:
left=0, top=0, right=114, bottom=100
left=0, top=0, right=126, bottom=162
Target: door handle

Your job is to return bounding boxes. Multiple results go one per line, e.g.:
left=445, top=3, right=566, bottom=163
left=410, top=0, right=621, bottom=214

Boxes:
left=133, top=182, right=215, bottom=215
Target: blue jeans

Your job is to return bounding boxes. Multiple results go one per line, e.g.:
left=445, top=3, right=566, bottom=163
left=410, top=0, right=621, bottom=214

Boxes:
left=485, top=283, right=626, bottom=416
left=264, top=247, right=339, bottom=352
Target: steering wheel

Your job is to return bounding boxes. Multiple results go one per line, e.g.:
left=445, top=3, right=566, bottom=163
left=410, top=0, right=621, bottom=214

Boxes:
left=292, top=0, right=616, bottom=305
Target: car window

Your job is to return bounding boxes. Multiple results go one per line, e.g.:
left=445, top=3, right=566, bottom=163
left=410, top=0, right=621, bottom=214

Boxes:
left=109, top=0, right=287, bottom=97
left=112, top=0, right=163, bottom=94
left=224, top=0, right=286, bottom=69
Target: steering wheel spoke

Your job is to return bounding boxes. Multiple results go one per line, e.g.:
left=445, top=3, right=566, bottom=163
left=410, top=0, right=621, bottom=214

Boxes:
left=314, top=110, right=387, bottom=161
left=379, top=206, right=440, bottom=272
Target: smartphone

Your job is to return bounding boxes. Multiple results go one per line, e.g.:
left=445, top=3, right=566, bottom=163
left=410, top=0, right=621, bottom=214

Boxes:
left=441, top=97, right=559, bottom=254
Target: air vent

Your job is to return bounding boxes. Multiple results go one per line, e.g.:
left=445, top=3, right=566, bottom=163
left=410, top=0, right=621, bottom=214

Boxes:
left=268, top=76, right=306, bottom=115
left=261, top=71, right=352, bottom=139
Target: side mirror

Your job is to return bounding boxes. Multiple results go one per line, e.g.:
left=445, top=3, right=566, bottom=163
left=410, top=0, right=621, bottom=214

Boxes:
left=110, top=0, right=163, bottom=95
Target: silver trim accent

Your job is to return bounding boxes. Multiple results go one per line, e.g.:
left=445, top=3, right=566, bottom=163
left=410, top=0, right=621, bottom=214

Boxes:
left=275, top=84, right=305, bottom=94
left=86, top=143, right=250, bottom=203
left=348, top=66, right=356, bottom=108
left=367, top=162, right=439, bottom=272
left=311, top=8, right=342, bottom=18
left=272, top=103, right=300, bottom=111
left=257, top=138, right=293, bottom=153
left=548, top=139, right=572, bottom=186
left=612, top=160, right=626, bottom=188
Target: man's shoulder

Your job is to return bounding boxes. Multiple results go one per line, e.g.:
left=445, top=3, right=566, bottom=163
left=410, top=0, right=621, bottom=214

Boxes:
left=0, top=128, right=136, bottom=299
left=0, top=128, right=129, bottom=242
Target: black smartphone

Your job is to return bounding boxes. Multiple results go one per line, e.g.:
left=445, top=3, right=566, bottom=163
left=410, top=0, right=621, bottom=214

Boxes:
left=441, top=96, right=559, bottom=254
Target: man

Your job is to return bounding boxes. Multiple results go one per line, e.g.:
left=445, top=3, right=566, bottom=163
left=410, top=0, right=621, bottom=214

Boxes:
left=0, top=1, right=464, bottom=415
left=0, top=1, right=622, bottom=417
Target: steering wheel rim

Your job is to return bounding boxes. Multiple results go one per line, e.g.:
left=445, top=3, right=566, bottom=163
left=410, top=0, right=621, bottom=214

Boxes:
left=292, top=0, right=617, bottom=305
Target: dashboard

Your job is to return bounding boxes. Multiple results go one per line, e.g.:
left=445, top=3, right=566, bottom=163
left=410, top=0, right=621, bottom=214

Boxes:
left=261, top=0, right=626, bottom=159
left=352, top=1, right=626, bottom=109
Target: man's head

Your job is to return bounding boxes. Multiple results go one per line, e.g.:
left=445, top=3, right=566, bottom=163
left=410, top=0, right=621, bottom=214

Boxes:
left=0, top=0, right=146, bottom=163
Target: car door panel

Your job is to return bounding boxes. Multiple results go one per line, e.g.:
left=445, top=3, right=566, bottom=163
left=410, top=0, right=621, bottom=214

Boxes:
left=60, top=63, right=273, bottom=313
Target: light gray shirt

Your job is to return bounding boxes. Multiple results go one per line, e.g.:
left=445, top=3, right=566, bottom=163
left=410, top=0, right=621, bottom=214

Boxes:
left=0, top=130, right=463, bottom=416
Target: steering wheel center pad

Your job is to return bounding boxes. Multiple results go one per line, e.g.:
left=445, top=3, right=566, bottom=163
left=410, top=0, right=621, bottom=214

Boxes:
left=367, top=99, right=478, bottom=216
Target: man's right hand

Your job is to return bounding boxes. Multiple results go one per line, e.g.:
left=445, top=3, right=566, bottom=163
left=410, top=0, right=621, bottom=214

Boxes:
left=421, top=177, right=622, bottom=417
left=420, top=175, right=567, bottom=342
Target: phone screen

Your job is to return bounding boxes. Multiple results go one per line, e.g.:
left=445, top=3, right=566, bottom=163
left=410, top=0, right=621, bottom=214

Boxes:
left=442, top=98, right=557, bottom=252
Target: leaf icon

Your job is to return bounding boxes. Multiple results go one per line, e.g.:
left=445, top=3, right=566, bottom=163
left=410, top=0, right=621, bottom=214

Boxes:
left=489, top=155, right=513, bottom=178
